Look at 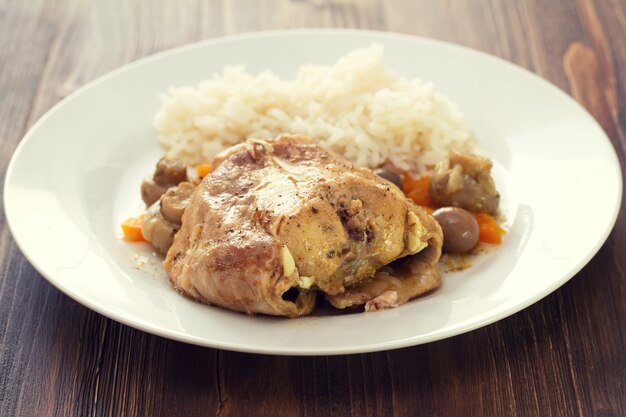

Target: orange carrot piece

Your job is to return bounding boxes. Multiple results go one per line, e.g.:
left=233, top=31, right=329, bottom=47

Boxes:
left=121, top=214, right=146, bottom=242
left=475, top=212, right=505, bottom=244
left=402, top=173, right=415, bottom=194
left=404, top=175, right=433, bottom=207
left=196, top=164, right=211, bottom=178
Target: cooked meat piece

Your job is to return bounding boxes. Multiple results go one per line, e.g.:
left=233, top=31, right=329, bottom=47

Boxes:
left=141, top=158, right=189, bottom=206
left=429, top=151, right=500, bottom=214
left=326, top=206, right=442, bottom=311
left=142, top=182, right=195, bottom=255
left=165, top=134, right=443, bottom=317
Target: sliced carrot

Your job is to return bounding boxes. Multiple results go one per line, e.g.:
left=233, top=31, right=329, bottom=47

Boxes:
left=121, top=214, right=146, bottom=242
left=195, top=164, right=212, bottom=178
left=402, top=173, right=416, bottom=194
left=475, top=212, right=505, bottom=244
left=403, top=175, right=433, bottom=206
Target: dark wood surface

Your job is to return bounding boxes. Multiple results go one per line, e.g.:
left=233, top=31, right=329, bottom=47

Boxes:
left=1, top=1, right=625, bottom=416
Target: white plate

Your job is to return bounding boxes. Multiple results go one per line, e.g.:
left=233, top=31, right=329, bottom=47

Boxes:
left=5, top=30, right=622, bottom=355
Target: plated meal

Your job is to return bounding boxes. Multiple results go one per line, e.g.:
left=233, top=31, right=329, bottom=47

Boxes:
left=6, top=30, right=619, bottom=352
left=122, top=46, right=505, bottom=317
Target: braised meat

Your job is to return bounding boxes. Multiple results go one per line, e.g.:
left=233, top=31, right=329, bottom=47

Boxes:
left=326, top=206, right=442, bottom=311
left=429, top=151, right=500, bottom=214
left=164, top=134, right=443, bottom=317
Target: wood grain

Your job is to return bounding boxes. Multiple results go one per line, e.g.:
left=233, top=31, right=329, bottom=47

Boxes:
left=1, top=0, right=624, bottom=416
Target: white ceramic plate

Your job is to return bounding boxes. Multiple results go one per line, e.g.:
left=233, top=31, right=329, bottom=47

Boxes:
left=5, top=30, right=622, bottom=355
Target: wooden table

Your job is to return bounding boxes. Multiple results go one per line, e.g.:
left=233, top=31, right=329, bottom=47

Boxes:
left=1, top=1, right=624, bottom=416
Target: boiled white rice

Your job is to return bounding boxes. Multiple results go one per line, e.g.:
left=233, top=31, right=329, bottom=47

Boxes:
left=154, top=45, right=474, bottom=173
